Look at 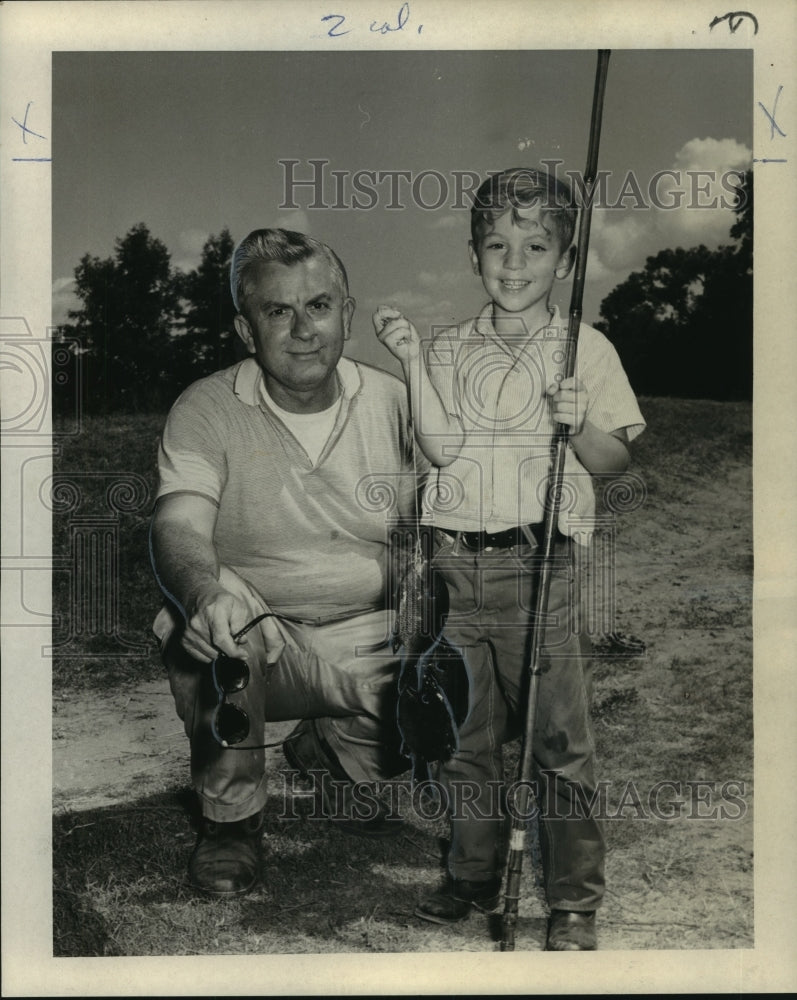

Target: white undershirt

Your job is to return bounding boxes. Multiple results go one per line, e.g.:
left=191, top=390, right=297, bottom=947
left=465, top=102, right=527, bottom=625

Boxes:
left=260, top=384, right=342, bottom=465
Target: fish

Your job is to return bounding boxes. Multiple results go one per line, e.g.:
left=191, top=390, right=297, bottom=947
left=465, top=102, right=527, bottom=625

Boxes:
left=392, top=535, right=470, bottom=785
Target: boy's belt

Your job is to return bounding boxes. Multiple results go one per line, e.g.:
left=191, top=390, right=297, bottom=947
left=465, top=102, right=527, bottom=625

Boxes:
left=439, top=524, right=546, bottom=551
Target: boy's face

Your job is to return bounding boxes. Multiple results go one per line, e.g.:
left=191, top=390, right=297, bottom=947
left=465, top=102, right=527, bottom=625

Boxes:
left=470, top=205, right=574, bottom=327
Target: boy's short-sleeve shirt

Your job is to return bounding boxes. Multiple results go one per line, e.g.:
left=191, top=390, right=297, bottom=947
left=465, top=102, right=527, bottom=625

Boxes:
left=424, top=304, right=645, bottom=538
left=157, top=356, right=422, bottom=620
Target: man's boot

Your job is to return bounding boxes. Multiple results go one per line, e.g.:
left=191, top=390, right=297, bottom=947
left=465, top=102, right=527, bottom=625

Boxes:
left=188, top=810, right=264, bottom=897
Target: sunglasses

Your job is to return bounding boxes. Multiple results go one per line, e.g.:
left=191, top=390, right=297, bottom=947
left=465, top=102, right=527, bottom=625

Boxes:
left=210, top=612, right=301, bottom=751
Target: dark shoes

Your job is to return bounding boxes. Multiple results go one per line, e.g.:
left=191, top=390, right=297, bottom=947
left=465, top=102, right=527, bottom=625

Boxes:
left=283, top=723, right=403, bottom=839
left=415, top=880, right=598, bottom=948
left=415, top=876, right=502, bottom=924
left=546, top=909, right=597, bottom=951
left=188, top=811, right=263, bottom=897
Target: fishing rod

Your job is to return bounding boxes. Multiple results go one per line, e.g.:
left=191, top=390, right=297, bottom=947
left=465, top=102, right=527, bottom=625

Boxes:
left=500, top=48, right=611, bottom=953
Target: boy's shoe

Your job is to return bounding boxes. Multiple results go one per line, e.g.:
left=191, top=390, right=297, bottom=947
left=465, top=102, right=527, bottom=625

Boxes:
left=546, top=909, right=597, bottom=950
left=283, top=722, right=404, bottom=839
left=188, top=811, right=264, bottom=897
left=415, top=876, right=502, bottom=924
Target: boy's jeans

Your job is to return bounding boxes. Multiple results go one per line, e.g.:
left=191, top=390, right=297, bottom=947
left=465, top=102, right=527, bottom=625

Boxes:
left=154, top=567, right=405, bottom=823
left=433, top=530, right=605, bottom=912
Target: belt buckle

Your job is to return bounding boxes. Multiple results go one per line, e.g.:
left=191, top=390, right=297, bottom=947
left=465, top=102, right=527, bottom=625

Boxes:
left=459, top=531, right=486, bottom=552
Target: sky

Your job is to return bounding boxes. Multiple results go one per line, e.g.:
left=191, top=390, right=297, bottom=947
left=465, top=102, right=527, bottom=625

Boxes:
left=52, top=49, right=752, bottom=376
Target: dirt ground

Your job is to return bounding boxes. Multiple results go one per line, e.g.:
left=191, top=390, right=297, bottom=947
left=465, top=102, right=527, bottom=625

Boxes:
left=51, top=677, right=753, bottom=953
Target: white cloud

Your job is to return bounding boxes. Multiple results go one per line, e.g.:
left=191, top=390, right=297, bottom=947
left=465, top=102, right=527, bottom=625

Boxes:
left=52, top=276, right=79, bottom=327
left=673, top=137, right=751, bottom=174
left=589, top=137, right=752, bottom=284
left=361, top=266, right=474, bottom=335
left=369, top=287, right=441, bottom=314
left=270, top=208, right=311, bottom=235
left=590, top=211, right=651, bottom=273
left=385, top=269, right=469, bottom=318
left=52, top=276, right=75, bottom=295
left=417, top=268, right=463, bottom=290
left=428, top=215, right=462, bottom=231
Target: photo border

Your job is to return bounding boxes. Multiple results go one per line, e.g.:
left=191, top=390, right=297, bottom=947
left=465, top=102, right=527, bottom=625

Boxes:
left=2, top=1, right=795, bottom=995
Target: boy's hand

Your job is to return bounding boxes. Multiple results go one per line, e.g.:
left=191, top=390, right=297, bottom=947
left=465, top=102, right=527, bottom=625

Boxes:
left=547, top=377, right=588, bottom=434
left=373, top=305, right=421, bottom=364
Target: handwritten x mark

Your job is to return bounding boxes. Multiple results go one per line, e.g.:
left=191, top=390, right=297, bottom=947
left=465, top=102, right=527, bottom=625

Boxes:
left=759, top=86, right=787, bottom=140
left=12, top=101, right=47, bottom=143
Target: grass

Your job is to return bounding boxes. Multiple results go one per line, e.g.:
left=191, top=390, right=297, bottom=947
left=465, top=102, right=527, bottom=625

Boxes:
left=52, top=396, right=753, bottom=955
left=55, top=790, right=455, bottom=956
left=52, top=412, right=166, bottom=689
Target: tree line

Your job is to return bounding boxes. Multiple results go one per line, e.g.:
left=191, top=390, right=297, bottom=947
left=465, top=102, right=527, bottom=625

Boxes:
left=55, top=173, right=752, bottom=414
left=594, top=172, right=752, bottom=401
left=55, top=225, right=243, bottom=414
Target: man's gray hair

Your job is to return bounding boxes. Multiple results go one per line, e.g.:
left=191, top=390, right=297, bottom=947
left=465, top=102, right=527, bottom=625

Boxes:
left=230, top=228, right=350, bottom=314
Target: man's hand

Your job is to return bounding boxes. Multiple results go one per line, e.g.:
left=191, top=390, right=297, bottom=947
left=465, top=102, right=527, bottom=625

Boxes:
left=151, top=492, right=287, bottom=665
left=183, top=585, right=287, bottom=665
left=373, top=305, right=421, bottom=365
left=547, top=376, right=588, bottom=435
left=182, top=584, right=250, bottom=662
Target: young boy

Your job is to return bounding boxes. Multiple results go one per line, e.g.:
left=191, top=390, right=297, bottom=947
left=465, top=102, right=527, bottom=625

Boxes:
left=374, top=167, right=645, bottom=950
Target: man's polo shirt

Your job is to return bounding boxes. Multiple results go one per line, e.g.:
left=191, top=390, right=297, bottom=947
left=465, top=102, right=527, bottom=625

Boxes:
left=157, top=356, right=421, bottom=620
left=423, top=304, right=646, bottom=538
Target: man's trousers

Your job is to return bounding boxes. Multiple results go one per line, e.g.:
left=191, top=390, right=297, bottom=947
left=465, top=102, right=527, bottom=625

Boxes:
left=154, top=567, right=405, bottom=822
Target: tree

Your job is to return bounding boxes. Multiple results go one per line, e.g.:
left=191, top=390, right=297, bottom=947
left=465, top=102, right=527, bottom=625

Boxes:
left=57, top=223, right=183, bottom=412
left=595, top=172, right=752, bottom=400
left=173, top=228, right=243, bottom=381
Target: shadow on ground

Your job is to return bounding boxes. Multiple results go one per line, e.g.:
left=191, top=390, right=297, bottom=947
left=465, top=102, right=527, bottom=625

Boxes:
left=54, top=783, right=514, bottom=956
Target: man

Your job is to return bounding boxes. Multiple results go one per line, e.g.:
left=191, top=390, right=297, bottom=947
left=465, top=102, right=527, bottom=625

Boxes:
left=150, top=228, right=421, bottom=898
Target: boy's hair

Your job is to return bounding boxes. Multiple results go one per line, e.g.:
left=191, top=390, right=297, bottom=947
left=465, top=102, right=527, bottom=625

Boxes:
left=470, top=167, right=577, bottom=252
left=230, top=227, right=350, bottom=314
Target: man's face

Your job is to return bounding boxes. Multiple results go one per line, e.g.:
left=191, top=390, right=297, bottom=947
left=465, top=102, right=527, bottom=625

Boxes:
left=234, top=256, right=354, bottom=412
